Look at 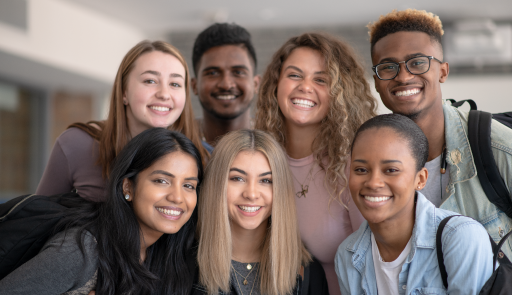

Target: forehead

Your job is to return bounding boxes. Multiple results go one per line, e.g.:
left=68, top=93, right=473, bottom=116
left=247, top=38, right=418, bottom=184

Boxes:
left=198, top=44, right=254, bottom=71
left=372, top=31, right=442, bottom=63
left=231, top=150, right=271, bottom=170
left=353, top=127, right=414, bottom=160
left=283, top=47, right=326, bottom=70
left=133, top=51, right=185, bottom=75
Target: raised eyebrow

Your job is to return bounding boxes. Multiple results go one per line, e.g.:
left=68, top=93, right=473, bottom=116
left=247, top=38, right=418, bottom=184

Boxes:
left=259, top=171, right=272, bottom=177
left=150, top=170, right=174, bottom=178
left=229, top=167, right=246, bottom=175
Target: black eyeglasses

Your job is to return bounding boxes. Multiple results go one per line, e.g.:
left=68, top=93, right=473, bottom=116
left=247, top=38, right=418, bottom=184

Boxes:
left=372, top=56, right=443, bottom=80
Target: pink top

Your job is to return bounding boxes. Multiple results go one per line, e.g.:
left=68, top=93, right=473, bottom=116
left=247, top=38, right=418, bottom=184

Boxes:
left=288, top=154, right=364, bottom=295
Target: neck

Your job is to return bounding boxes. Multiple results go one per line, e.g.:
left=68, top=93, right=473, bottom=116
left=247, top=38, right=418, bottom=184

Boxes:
left=368, top=195, right=416, bottom=262
left=139, top=231, right=163, bottom=263
left=231, top=219, right=268, bottom=263
left=412, top=104, right=445, bottom=161
left=285, top=122, right=319, bottom=159
left=201, top=110, right=252, bottom=146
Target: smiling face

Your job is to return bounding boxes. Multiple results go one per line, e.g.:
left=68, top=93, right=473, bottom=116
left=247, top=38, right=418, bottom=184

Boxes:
left=349, top=127, right=427, bottom=226
left=123, top=151, right=198, bottom=245
left=277, top=47, right=330, bottom=129
left=192, top=45, right=260, bottom=120
left=227, top=150, right=273, bottom=232
left=372, top=31, right=449, bottom=120
left=123, top=51, right=187, bottom=137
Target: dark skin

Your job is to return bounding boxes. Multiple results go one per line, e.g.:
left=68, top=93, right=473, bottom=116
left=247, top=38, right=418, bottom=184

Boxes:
left=372, top=31, right=450, bottom=161
left=191, top=45, right=260, bottom=146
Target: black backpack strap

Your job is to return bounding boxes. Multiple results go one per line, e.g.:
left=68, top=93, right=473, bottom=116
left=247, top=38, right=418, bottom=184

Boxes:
left=448, top=99, right=478, bottom=110
left=468, top=110, right=512, bottom=219
left=436, top=215, right=460, bottom=289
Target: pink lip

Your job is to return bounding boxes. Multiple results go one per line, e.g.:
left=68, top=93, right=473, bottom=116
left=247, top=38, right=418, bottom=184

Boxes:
left=156, top=206, right=184, bottom=221
left=236, top=205, right=263, bottom=217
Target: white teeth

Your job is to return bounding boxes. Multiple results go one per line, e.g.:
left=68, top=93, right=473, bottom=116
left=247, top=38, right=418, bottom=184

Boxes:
left=364, top=196, right=391, bottom=202
left=216, top=95, right=236, bottom=100
left=150, top=106, right=171, bottom=111
left=157, top=207, right=182, bottom=216
left=238, top=206, right=261, bottom=213
left=395, top=89, right=421, bottom=97
left=291, top=98, right=315, bottom=108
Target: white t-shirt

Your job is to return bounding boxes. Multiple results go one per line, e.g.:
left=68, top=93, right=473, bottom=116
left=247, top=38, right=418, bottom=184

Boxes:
left=420, top=153, right=450, bottom=207
left=371, top=233, right=412, bottom=295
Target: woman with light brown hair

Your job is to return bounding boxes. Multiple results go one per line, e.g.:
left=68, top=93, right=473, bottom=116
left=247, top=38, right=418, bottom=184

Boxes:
left=193, top=129, right=328, bottom=295
left=255, top=32, right=378, bottom=295
left=36, top=40, right=210, bottom=201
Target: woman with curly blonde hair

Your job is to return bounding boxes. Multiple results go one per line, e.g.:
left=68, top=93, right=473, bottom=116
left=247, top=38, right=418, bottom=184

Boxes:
left=255, top=32, right=378, bottom=295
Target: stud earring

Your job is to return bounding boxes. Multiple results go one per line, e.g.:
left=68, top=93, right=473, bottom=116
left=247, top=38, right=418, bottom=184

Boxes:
left=125, top=194, right=130, bottom=200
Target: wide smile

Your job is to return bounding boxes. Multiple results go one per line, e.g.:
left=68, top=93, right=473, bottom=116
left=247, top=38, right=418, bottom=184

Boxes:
left=291, top=98, right=316, bottom=109
left=361, top=194, right=392, bottom=207
left=156, top=206, right=184, bottom=220
left=148, top=105, right=173, bottom=112
left=237, top=205, right=263, bottom=216
left=391, top=87, right=422, bottom=98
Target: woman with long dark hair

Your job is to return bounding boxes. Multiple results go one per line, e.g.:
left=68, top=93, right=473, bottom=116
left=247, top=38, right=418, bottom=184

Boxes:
left=0, top=128, right=202, bottom=294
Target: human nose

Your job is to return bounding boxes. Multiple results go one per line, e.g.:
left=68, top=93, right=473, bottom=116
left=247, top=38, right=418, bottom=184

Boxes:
left=156, top=83, right=172, bottom=100
left=297, top=78, right=313, bottom=93
left=217, top=73, right=235, bottom=90
left=364, top=171, right=385, bottom=190
left=242, top=180, right=259, bottom=201
left=166, top=184, right=184, bottom=204
left=394, top=62, right=415, bottom=83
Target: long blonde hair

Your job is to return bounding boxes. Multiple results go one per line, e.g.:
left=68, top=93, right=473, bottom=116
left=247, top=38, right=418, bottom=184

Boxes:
left=197, top=129, right=310, bottom=295
left=255, top=32, right=377, bottom=206
left=70, top=40, right=209, bottom=177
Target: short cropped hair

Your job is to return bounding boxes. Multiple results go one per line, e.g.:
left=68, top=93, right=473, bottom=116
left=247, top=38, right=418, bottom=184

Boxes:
left=368, top=9, right=444, bottom=55
left=192, top=23, right=257, bottom=75
left=351, top=114, right=429, bottom=172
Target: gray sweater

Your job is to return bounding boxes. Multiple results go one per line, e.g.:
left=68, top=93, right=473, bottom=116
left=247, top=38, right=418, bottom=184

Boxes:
left=0, top=228, right=98, bottom=295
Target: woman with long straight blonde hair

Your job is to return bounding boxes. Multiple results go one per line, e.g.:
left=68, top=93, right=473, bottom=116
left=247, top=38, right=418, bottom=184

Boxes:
left=255, top=32, right=378, bottom=295
left=194, top=129, right=328, bottom=295
left=36, top=40, right=210, bottom=202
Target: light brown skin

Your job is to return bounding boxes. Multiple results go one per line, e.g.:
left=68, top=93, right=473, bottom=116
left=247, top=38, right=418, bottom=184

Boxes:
left=192, top=45, right=260, bottom=146
left=372, top=31, right=450, bottom=161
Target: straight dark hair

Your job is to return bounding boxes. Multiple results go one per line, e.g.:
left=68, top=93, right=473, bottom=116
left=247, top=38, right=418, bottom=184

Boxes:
left=54, top=128, right=203, bottom=295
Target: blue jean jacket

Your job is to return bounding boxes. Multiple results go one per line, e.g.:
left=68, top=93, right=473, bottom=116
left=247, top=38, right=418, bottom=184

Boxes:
left=440, top=102, right=512, bottom=258
left=335, top=193, right=493, bottom=295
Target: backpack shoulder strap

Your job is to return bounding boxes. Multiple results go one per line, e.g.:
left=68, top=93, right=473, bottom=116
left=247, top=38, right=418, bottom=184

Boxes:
left=436, top=215, right=460, bottom=289
left=448, top=99, right=478, bottom=110
left=468, top=110, right=512, bottom=219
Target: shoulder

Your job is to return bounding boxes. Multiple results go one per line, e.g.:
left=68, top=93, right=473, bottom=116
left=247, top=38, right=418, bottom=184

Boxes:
left=434, top=208, right=488, bottom=240
left=335, top=222, right=370, bottom=266
left=55, top=128, right=97, bottom=153
left=490, top=118, right=512, bottom=155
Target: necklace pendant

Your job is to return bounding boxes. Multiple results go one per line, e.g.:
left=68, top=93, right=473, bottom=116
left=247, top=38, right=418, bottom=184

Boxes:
left=243, top=279, right=248, bottom=285
left=247, top=263, right=252, bottom=270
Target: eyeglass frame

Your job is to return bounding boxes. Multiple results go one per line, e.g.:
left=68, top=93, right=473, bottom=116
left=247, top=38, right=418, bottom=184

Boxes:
left=372, top=56, right=444, bottom=81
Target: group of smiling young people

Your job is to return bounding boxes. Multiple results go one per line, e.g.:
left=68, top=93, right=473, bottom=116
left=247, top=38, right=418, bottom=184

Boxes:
left=1, top=8, right=512, bottom=295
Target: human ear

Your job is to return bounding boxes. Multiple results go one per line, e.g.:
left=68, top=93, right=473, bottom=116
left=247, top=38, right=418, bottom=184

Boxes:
left=439, top=62, right=449, bottom=83
left=191, top=77, right=198, bottom=95
left=415, top=167, right=428, bottom=190
left=253, top=75, right=261, bottom=94
left=122, top=178, right=133, bottom=201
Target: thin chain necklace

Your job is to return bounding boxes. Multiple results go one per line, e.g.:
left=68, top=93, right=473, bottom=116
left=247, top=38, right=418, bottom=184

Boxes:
left=232, top=264, right=258, bottom=294
left=291, top=165, right=314, bottom=198
left=231, top=263, right=257, bottom=285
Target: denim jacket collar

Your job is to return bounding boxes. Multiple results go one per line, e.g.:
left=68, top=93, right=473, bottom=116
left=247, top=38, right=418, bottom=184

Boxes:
left=443, top=102, right=477, bottom=184
left=344, top=193, right=437, bottom=270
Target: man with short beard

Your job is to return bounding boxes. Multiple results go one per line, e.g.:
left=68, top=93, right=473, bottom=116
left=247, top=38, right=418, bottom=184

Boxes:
left=191, top=23, right=260, bottom=148
left=369, top=9, right=512, bottom=258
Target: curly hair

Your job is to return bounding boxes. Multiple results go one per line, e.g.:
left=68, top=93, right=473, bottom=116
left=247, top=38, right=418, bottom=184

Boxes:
left=368, top=9, right=444, bottom=55
left=255, top=32, right=378, bottom=206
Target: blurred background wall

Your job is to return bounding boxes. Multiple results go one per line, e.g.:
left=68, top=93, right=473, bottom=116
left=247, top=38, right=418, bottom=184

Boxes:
left=0, top=0, right=511, bottom=200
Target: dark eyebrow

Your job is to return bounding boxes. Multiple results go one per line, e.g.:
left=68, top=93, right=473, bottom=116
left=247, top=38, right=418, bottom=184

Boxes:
left=353, top=159, right=367, bottom=163
left=231, top=65, right=250, bottom=71
left=353, top=159, right=402, bottom=164
left=284, top=65, right=303, bottom=73
left=229, top=168, right=246, bottom=175
left=150, top=170, right=198, bottom=182
left=185, top=177, right=200, bottom=182
left=141, top=70, right=183, bottom=79
left=201, top=66, right=221, bottom=73
left=259, top=171, right=272, bottom=177
left=379, top=53, right=427, bottom=64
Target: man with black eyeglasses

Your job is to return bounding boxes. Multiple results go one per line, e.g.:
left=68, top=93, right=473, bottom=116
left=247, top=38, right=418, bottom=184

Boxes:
left=368, top=9, right=512, bottom=258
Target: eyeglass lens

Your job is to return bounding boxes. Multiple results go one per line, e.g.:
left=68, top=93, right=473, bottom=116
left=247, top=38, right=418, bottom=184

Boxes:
left=376, top=56, right=431, bottom=80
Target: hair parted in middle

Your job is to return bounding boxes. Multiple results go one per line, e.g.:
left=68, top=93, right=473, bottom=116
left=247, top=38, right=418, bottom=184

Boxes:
left=255, top=32, right=378, bottom=207
left=197, top=129, right=311, bottom=295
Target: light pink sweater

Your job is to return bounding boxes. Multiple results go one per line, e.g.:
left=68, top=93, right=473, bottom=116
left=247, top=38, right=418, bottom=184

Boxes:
left=288, top=154, right=364, bottom=295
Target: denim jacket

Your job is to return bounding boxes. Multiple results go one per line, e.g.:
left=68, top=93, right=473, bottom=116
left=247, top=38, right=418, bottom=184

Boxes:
left=440, top=102, right=512, bottom=258
left=335, top=192, right=493, bottom=295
